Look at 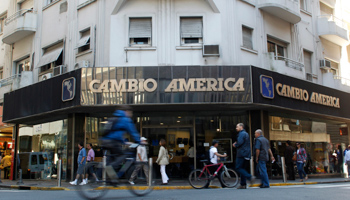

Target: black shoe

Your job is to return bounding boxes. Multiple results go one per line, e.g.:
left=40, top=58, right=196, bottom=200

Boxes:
left=237, top=185, right=247, bottom=189
left=260, top=185, right=270, bottom=188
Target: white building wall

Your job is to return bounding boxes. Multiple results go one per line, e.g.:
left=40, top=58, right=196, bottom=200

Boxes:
left=0, top=0, right=350, bottom=97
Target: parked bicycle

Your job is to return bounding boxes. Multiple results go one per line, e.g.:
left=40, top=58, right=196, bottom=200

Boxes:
left=188, top=160, right=238, bottom=189
left=77, top=143, right=154, bottom=200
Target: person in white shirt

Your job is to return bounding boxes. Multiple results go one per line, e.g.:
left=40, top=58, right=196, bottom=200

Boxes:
left=129, top=137, right=149, bottom=185
left=210, top=140, right=227, bottom=164
left=208, top=141, right=227, bottom=188
left=344, top=145, right=350, bottom=178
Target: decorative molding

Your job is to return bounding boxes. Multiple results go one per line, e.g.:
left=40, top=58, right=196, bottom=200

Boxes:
left=42, top=0, right=61, bottom=11
left=124, top=47, right=157, bottom=51
left=240, top=46, right=258, bottom=54
left=77, top=0, right=97, bottom=10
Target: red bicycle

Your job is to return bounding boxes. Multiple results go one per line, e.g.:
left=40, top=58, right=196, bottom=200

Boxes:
left=188, top=160, right=239, bottom=189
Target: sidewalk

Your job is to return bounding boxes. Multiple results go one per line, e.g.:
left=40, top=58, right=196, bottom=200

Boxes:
left=0, top=177, right=349, bottom=191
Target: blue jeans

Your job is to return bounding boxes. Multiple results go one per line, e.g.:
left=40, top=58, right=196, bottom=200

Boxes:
left=257, top=160, right=269, bottom=187
left=236, top=157, right=252, bottom=185
left=296, top=162, right=307, bottom=179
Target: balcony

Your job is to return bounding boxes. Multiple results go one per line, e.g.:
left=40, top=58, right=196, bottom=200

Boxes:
left=317, top=15, right=349, bottom=46
left=0, top=72, right=33, bottom=103
left=257, top=0, right=301, bottom=24
left=322, top=73, right=350, bottom=93
left=2, top=9, right=37, bottom=44
left=265, top=52, right=305, bottom=79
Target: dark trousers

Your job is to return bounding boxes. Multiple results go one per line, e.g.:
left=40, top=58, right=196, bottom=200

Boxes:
left=102, top=140, right=128, bottom=170
left=286, top=162, right=295, bottom=180
left=4, top=167, right=10, bottom=179
left=236, top=157, right=252, bottom=186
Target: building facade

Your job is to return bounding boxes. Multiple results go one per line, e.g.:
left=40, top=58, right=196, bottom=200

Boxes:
left=1, top=0, right=350, bottom=181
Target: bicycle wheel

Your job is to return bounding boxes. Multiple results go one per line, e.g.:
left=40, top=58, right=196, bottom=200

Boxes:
left=220, top=168, right=239, bottom=188
left=128, top=162, right=154, bottom=196
left=77, top=179, right=108, bottom=200
left=188, top=169, right=209, bottom=189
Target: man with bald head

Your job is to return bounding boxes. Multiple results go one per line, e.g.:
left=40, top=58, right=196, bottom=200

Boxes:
left=254, top=129, right=275, bottom=188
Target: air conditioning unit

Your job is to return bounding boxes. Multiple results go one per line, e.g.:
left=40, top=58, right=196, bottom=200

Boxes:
left=75, top=60, right=90, bottom=69
left=39, top=73, right=52, bottom=81
left=203, top=45, right=220, bottom=57
left=320, top=59, right=331, bottom=70
left=53, top=65, right=67, bottom=76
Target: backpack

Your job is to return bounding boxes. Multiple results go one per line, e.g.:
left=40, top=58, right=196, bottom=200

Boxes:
left=99, top=117, right=119, bottom=137
left=205, top=147, right=214, bottom=164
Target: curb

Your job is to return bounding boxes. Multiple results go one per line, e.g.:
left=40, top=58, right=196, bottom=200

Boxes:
left=0, top=180, right=349, bottom=190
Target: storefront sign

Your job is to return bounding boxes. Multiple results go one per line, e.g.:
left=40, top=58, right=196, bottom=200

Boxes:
left=260, top=75, right=340, bottom=108
left=88, top=77, right=246, bottom=93
left=62, top=77, right=76, bottom=102
left=81, top=66, right=252, bottom=105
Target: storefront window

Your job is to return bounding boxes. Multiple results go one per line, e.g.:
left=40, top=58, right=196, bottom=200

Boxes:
left=18, top=119, right=68, bottom=180
left=269, top=115, right=348, bottom=176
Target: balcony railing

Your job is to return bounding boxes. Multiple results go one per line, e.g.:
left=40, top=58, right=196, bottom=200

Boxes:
left=334, top=75, right=350, bottom=87
left=275, top=56, right=304, bottom=71
left=0, top=74, right=21, bottom=88
left=318, top=15, right=348, bottom=30
left=5, top=9, right=35, bottom=26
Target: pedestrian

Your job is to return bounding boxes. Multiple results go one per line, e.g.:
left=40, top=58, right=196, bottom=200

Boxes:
left=0, top=153, right=3, bottom=183
left=70, top=142, right=87, bottom=185
left=233, top=123, right=255, bottom=189
left=129, top=137, right=149, bottom=185
left=336, top=145, right=343, bottom=173
left=296, top=142, right=308, bottom=182
left=156, top=139, right=169, bottom=185
left=187, top=141, right=195, bottom=171
left=0, top=153, right=12, bottom=179
left=284, top=140, right=295, bottom=180
left=254, top=129, right=275, bottom=188
left=345, top=146, right=350, bottom=178
left=82, top=143, right=99, bottom=185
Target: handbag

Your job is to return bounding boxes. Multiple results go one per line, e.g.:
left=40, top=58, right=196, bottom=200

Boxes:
left=292, top=153, right=297, bottom=161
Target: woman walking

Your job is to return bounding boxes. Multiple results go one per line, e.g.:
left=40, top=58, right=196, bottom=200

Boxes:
left=156, top=139, right=169, bottom=185
left=296, top=142, right=308, bottom=182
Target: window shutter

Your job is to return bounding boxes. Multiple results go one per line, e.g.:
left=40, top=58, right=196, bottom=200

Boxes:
left=242, top=26, right=253, bottom=49
left=181, top=17, right=202, bottom=38
left=129, top=18, right=152, bottom=38
left=304, top=51, right=312, bottom=74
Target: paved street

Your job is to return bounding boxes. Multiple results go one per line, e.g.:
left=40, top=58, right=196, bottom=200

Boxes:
left=1, top=183, right=350, bottom=200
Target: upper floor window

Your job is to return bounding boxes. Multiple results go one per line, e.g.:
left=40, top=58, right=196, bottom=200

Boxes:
left=320, top=2, right=333, bottom=16
left=77, top=28, right=90, bottom=53
left=0, top=14, right=6, bottom=34
left=16, top=58, right=31, bottom=75
left=45, top=0, right=55, bottom=6
left=129, top=18, right=152, bottom=46
left=329, top=60, right=339, bottom=76
left=180, top=17, right=203, bottom=45
left=242, top=26, right=253, bottom=50
left=267, top=37, right=287, bottom=59
left=19, top=0, right=34, bottom=10
left=300, top=0, right=308, bottom=11
left=0, top=67, right=3, bottom=79
left=38, top=42, right=63, bottom=74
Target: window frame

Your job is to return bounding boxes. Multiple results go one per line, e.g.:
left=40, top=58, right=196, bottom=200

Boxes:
left=180, top=16, right=203, bottom=46
left=77, top=28, right=91, bottom=54
left=267, top=37, right=288, bottom=59
left=128, top=17, right=152, bottom=47
left=16, top=58, right=31, bottom=75
left=0, top=14, right=6, bottom=34
left=242, top=25, right=253, bottom=50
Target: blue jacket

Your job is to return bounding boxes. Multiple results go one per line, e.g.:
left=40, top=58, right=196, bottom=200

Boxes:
left=236, top=130, right=251, bottom=159
left=103, top=110, right=140, bottom=143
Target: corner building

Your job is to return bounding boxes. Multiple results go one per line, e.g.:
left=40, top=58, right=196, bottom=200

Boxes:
left=1, top=0, right=350, bottom=181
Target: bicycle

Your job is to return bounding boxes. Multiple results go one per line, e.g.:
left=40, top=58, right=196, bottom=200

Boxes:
left=77, top=143, right=154, bottom=200
left=188, top=160, right=238, bottom=189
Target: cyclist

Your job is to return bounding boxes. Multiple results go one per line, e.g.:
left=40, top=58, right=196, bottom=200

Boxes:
left=208, top=140, right=227, bottom=187
left=101, top=105, right=141, bottom=179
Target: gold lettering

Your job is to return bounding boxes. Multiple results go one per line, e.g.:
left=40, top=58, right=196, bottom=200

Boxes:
left=281, top=85, right=287, bottom=96
left=144, top=79, right=157, bottom=92
left=233, top=78, right=245, bottom=91
left=287, top=86, right=295, bottom=98
left=165, top=79, right=178, bottom=92
left=276, top=83, right=282, bottom=95
left=127, top=79, right=138, bottom=92
left=178, top=79, right=196, bottom=92
left=196, top=78, right=206, bottom=91
left=89, top=80, right=101, bottom=93
left=217, top=78, right=224, bottom=91
left=224, top=78, right=236, bottom=91
left=110, top=79, right=126, bottom=92
left=303, top=90, right=309, bottom=101
left=206, top=78, right=218, bottom=91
